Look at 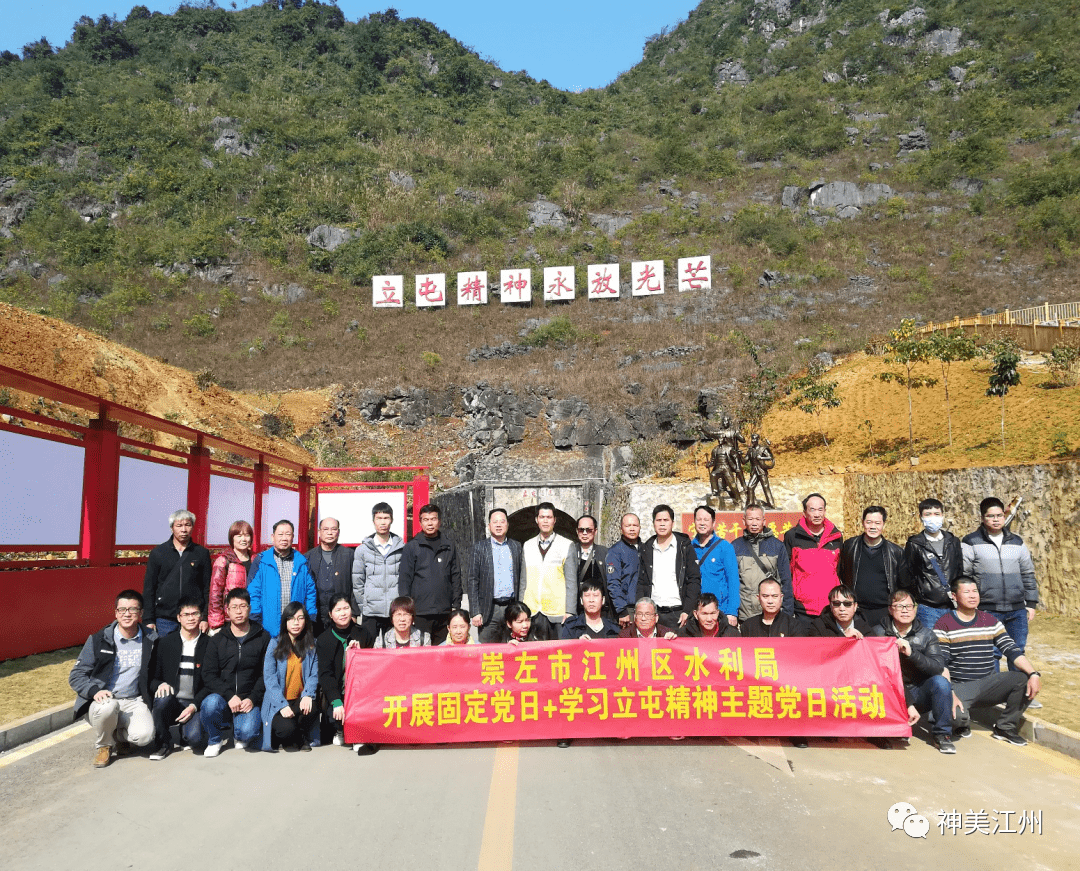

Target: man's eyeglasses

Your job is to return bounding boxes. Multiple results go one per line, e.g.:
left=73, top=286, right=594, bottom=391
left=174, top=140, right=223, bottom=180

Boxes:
left=830, top=600, right=855, bottom=608
left=115, top=607, right=142, bottom=615
left=891, top=603, right=916, bottom=612
left=634, top=611, right=657, bottom=619
left=577, top=527, right=595, bottom=534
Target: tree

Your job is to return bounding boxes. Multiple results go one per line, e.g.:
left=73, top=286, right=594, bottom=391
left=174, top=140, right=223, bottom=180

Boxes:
left=784, top=359, right=842, bottom=447
left=875, top=320, right=937, bottom=460
left=985, top=338, right=1021, bottom=449
left=925, top=331, right=978, bottom=446
left=729, top=330, right=781, bottom=432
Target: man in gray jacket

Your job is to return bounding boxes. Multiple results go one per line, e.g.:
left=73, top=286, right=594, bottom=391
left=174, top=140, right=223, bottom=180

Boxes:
left=467, top=508, right=525, bottom=642
left=962, top=496, right=1039, bottom=674
left=352, top=501, right=404, bottom=638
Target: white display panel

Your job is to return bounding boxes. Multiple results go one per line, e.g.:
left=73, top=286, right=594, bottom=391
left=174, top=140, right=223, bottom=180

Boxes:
left=262, top=486, right=300, bottom=546
left=115, top=455, right=189, bottom=546
left=206, top=475, right=255, bottom=547
left=317, top=491, right=407, bottom=546
left=0, top=430, right=85, bottom=546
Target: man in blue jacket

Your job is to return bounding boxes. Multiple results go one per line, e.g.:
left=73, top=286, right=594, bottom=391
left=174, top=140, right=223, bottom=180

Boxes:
left=606, top=513, right=643, bottom=628
left=690, top=505, right=740, bottom=629
left=249, top=519, right=316, bottom=637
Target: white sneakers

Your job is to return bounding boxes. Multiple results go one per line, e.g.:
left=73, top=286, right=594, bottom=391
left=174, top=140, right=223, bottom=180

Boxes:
left=203, top=742, right=223, bottom=758
left=233, top=740, right=246, bottom=751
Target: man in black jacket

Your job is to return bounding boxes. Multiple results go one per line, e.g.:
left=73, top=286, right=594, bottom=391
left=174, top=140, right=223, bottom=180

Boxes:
left=142, top=509, right=212, bottom=636
left=399, top=504, right=461, bottom=645
left=871, top=589, right=953, bottom=753
left=467, top=508, right=525, bottom=643
left=69, top=589, right=156, bottom=768
left=839, top=505, right=908, bottom=629
left=148, top=596, right=209, bottom=760
left=305, top=516, right=357, bottom=634
left=199, top=588, right=269, bottom=756
left=638, top=504, right=702, bottom=632
left=903, top=498, right=963, bottom=631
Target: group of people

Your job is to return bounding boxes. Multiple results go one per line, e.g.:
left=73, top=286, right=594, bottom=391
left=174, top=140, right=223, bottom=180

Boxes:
left=70, top=493, right=1042, bottom=766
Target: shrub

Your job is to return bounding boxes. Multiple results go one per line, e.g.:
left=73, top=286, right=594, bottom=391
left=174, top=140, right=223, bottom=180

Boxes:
left=733, top=206, right=802, bottom=256
left=1046, top=343, right=1080, bottom=387
left=182, top=313, right=216, bottom=338
left=630, top=438, right=680, bottom=478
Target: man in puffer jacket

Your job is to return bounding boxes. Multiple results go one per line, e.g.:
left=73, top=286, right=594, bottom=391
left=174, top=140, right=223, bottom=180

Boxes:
left=732, top=503, right=793, bottom=620
left=961, top=496, right=1039, bottom=671
left=352, top=502, right=405, bottom=638
left=783, top=493, right=842, bottom=626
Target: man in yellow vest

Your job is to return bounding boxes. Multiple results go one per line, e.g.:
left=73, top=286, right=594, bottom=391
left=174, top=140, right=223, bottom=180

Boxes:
left=522, top=502, right=574, bottom=639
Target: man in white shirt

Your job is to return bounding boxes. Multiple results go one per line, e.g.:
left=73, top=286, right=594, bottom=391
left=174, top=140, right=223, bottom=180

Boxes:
left=638, top=504, right=702, bottom=632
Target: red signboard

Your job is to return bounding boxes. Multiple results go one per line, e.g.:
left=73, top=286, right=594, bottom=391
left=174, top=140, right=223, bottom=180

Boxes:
left=681, top=511, right=803, bottom=542
left=343, top=638, right=908, bottom=744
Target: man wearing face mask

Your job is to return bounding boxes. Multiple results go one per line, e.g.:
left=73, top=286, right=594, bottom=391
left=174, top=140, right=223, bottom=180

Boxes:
left=903, top=498, right=963, bottom=631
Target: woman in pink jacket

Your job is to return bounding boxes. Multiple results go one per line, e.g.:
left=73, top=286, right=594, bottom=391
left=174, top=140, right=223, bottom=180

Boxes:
left=208, top=520, right=254, bottom=631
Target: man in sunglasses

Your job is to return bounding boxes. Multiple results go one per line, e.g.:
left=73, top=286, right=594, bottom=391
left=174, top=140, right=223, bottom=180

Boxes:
left=808, top=585, right=871, bottom=638
left=564, top=514, right=608, bottom=608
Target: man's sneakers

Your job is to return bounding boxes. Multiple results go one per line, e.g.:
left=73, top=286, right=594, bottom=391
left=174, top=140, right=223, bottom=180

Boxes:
left=1026, top=699, right=1043, bottom=710
left=332, top=733, right=346, bottom=747
left=148, top=745, right=171, bottom=761
left=953, top=725, right=971, bottom=739
left=355, top=743, right=379, bottom=756
left=992, top=726, right=1028, bottom=746
left=203, top=741, right=223, bottom=758
left=933, top=734, right=957, bottom=755
left=92, top=746, right=112, bottom=768
left=233, top=740, right=246, bottom=751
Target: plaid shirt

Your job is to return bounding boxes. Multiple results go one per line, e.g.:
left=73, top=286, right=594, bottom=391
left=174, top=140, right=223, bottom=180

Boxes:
left=275, top=550, right=294, bottom=611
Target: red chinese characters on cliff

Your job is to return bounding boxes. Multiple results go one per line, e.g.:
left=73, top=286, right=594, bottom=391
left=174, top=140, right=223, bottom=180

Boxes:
left=415, top=273, right=446, bottom=308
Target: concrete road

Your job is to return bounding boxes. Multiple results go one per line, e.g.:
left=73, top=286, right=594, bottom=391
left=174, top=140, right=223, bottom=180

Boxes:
left=2, top=724, right=1078, bottom=871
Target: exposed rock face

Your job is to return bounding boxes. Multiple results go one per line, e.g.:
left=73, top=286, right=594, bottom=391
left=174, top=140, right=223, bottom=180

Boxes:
left=714, top=61, right=750, bottom=87
left=389, top=170, right=416, bottom=191
left=213, top=128, right=257, bottom=157
left=528, top=197, right=570, bottom=230
left=264, top=282, right=308, bottom=304
left=307, top=225, right=359, bottom=251
left=897, top=128, right=931, bottom=155
left=923, top=27, right=962, bottom=55
left=588, top=212, right=633, bottom=236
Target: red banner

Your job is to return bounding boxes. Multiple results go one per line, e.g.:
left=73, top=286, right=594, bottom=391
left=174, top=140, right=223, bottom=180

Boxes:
left=343, top=638, right=909, bottom=744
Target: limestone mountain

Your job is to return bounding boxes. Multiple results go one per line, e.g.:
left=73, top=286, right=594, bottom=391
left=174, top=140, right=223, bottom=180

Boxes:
left=1, top=0, right=1078, bottom=447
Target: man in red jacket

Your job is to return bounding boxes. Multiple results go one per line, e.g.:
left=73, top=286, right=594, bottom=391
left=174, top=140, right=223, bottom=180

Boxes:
left=783, top=493, right=843, bottom=627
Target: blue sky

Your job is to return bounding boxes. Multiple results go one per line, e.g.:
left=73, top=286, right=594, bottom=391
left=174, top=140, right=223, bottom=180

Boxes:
left=5, top=1, right=699, bottom=91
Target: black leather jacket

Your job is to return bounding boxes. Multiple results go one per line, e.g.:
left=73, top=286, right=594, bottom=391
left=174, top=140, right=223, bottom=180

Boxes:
left=839, top=536, right=908, bottom=603
left=903, top=531, right=963, bottom=608
left=870, top=618, right=946, bottom=686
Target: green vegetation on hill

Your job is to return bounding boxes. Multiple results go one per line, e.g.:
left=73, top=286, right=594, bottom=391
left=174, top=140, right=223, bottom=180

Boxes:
left=1, top=0, right=1079, bottom=401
